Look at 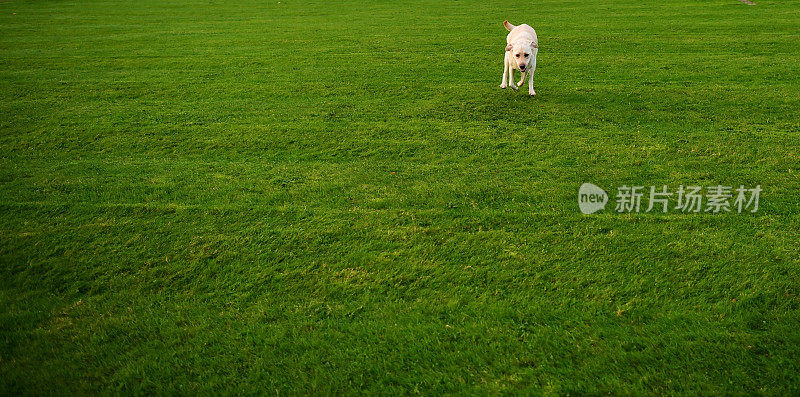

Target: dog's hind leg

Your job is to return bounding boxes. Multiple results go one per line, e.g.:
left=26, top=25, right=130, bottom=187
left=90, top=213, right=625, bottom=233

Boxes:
left=517, top=72, right=526, bottom=88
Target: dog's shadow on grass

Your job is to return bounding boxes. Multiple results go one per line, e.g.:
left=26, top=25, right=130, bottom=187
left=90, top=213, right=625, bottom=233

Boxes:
left=412, top=84, right=553, bottom=125
left=470, top=88, right=550, bottom=124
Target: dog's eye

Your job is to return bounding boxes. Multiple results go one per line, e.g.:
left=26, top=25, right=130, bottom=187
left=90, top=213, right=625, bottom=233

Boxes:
left=524, top=54, right=529, bottom=58
left=515, top=54, right=520, bottom=58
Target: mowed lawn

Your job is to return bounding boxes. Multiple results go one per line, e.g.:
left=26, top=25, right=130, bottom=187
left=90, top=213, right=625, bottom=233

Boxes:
left=1, top=0, right=799, bottom=393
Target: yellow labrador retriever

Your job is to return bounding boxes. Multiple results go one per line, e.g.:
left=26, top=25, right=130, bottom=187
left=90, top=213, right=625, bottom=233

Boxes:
left=500, top=20, right=538, bottom=96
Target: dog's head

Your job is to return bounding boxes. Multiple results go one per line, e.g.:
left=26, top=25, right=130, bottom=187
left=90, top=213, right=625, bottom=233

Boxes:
left=505, top=41, right=537, bottom=72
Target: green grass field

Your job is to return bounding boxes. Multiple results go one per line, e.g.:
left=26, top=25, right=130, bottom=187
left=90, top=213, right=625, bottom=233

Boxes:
left=2, top=0, right=799, bottom=394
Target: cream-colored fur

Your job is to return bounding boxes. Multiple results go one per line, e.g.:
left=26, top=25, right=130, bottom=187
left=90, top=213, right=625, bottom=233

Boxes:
left=499, top=20, right=538, bottom=96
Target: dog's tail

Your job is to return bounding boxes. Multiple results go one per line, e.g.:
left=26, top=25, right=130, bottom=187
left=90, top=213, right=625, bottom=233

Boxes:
left=503, top=20, right=516, bottom=32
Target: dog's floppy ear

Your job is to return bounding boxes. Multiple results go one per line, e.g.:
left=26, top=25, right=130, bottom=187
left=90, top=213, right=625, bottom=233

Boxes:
left=505, top=43, right=513, bottom=51
left=530, top=41, right=539, bottom=49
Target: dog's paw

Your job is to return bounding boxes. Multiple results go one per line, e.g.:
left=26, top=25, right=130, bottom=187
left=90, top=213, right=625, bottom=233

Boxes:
left=510, top=84, right=518, bottom=91
left=529, top=89, right=536, bottom=96
left=499, top=83, right=507, bottom=89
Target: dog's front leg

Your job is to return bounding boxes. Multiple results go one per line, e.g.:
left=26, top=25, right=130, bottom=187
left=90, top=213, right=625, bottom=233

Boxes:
left=528, top=51, right=537, bottom=96
left=508, top=63, right=518, bottom=91
left=500, top=54, right=509, bottom=89
left=517, top=72, right=526, bottom=88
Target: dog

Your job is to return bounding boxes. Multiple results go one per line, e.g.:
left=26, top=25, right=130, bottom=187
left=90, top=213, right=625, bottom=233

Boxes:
left=499, top=20, right=538, bottom=96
